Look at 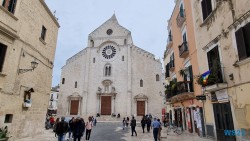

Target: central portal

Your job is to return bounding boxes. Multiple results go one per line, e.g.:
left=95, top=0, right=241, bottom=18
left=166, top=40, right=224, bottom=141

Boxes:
left=101, top=96, right=111, bottom=115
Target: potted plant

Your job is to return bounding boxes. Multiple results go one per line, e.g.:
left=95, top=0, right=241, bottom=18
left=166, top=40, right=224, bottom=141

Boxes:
left=0, top=126, right=11, bottom=141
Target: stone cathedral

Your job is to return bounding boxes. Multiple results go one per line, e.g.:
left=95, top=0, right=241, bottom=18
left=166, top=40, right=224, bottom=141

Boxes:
left=57, top=15, right=163, bottom=118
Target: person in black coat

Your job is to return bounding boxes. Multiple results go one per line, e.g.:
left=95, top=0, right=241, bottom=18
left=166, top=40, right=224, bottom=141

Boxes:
left=141, top=116, right=146, bottom=133
left=72, top=117, right=85, bottom=141
left=130, top=116, right=137, bottom=136
left=146, top=117, right=151, bottom=132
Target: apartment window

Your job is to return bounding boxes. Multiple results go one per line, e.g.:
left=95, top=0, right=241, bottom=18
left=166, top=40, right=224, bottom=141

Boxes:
left=207, top=46, right=223, bottom=83
left=140, top=79, right=143, bottom=87
left=2, top=0, right=17, bottom=14
left=180, top=3, right=184, bottom=17
left=156, top=74, right=160, bottom=81
left=75, top=81, right=77, bottom=88
left=124, top=39, right=127, bottom=45
left=62, top=78, right=65, bottom=84
left=4, top=114, right=13, bottom=123
left=182, top=32, right=187, bottom=42
left=122, top=56, right=124, bottom=61
left=50, top=94, right=53, bottom=100
left=168, top=30, right=172, bottom=41
left=41, top=26, right=47, bottom=41
left=93, top=58, right=95, bottom=63
left=165, top=63, right=170, bottom=78
left=235, top=22, right=250, bottom=61
left=0, top=43, right=7, bottom=72
left=201, top=0, right=212, bottom=20
left=104, top=64, right=111, bottom=76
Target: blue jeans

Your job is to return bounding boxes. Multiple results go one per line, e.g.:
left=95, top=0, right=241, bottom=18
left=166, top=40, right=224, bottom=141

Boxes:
left=57, top=134, right=65, bottom=141
left=153, top=128, right=159, bottom=141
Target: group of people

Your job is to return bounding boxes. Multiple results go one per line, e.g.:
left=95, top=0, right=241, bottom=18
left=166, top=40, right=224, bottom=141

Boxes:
left=53, top=116, right=95, bottom=141
left=123, top=115, right=163, bottom=141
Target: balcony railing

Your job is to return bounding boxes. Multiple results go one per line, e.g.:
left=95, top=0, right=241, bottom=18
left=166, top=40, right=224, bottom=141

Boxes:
left=165, top=81, right=193, bottom=98
left=179, top=42, right=189, bottom=58
left=176, top=9, right=186, bottom=27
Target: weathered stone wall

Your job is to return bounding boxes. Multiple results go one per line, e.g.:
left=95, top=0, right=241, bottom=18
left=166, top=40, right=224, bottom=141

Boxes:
left=0, top=0, right=59, bottom=140
left=192, top=0, right=250, bottom=140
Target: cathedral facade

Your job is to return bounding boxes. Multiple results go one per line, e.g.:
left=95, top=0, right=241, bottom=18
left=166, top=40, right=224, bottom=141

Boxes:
left=57, top=15, right=164, bottom=118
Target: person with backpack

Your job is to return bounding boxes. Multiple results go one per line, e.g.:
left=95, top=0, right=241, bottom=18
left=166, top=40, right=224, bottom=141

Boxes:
left=55, top=117, right=68, bottom=141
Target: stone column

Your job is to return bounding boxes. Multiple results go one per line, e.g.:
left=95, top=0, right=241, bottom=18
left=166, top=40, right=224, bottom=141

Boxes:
left=112, top=95, right=115, bottom=114
left=97, top=94, right=101, bottom=114
left=77, top=99, right=81, bottom=115
left=145, top=99, right=148, bottom=115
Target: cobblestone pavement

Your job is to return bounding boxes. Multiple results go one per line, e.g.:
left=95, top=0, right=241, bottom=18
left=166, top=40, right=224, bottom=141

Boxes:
left=16, top=122, right=213, bottom=141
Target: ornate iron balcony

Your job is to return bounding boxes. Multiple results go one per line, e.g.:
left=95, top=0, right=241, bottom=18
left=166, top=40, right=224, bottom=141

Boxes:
left=179, top=41, right=189, bottom=58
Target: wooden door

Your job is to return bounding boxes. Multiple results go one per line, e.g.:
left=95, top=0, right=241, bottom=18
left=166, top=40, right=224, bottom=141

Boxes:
left=70, top=100, right=79, bottom=115
left=213, top=102, right=236, bottom=141
left=101, top=96, right=111, bottom=115
left=137, top=101, right=145, bottom=116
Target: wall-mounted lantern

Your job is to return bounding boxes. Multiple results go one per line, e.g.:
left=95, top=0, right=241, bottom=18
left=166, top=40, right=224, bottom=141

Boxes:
left=18, top=60, right=38, bottom=74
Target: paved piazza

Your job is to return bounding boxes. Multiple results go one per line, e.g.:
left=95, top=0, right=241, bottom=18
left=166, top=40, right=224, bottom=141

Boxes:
left=16, top=122, right=213, bottom=141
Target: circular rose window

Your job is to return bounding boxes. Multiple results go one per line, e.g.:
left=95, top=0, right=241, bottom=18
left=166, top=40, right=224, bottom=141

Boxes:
left=106, top=29, right=113, bottom=35
left=102, top=45, right=116, bottom=59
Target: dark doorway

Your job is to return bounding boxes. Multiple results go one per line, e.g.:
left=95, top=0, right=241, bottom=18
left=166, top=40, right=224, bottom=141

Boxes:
left=213, top=102, right=236, bottom=141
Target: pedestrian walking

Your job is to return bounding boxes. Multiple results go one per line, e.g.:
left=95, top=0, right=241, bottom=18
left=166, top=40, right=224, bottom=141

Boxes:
left=141, top=116, right=146, bottom=133
left=55, top=117, right=69, bottom=141
left=72, top=117, right=85, bottom=141
left=53, top=118, right=60, bottom=137
left=122, top=117, right=126, bottom=130
left=146, top=117, right=151, bottom=132
left=126, top=117, right=129, bottom=127
left=93, top=117, right=97, bottom=126
left=85, top=116, right=93, bottom=141
left=130, top=116, right=137, bottom=136
left=68, top=117, right=75, bottom=139
left=157, top=119, right=162, bottom=140
left=151, top=117, right=161, bottom=141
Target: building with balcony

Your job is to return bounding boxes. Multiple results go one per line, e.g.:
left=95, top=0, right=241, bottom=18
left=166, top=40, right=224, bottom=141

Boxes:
left=0, top=0, right=59, bottom=140
left=192, top=0, right=250, bottom=140
left=163, top=0, right=203, bottom=137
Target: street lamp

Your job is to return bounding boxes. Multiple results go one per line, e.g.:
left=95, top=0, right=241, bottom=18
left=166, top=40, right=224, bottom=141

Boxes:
left=18, top=60, right=39, bottom=74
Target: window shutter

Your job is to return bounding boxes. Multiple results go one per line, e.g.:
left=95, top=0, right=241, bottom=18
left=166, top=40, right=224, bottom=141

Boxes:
left=8, top=0, right=17, bottom=13
left=0, top=44, right=7, bottom=72
left=243, top=22, right=250, bottom=57
left=201, top=0, right=208, bottom=20
left=235, top=28, right=247, bottom=60
left=165, top=64, right=169, bottom=78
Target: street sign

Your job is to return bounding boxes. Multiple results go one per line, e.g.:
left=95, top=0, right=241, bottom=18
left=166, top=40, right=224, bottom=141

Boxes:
left=196, top=95, right=206, bottom=100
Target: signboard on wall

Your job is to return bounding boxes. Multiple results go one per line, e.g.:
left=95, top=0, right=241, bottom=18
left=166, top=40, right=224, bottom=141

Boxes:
left=211, top=89, right=229, bottom=103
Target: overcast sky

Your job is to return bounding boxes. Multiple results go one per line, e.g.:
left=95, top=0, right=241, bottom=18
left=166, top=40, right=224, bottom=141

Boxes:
left=45, top=0, right=175, bottom=87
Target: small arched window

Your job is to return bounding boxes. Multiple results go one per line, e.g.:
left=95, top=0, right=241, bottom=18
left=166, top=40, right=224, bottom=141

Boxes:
left=122, top=56, right=124, bottom=61
left=156, top=74, right=160, bottom=81
left=140, top=79, right=143, bottom=87
left=75, top=81, right=77, bottom=88
left=93, top=58, right=95, bottom=63
left=124, top=39, right=127, bottom=45
left=104, top=64, right=111, bottom=76
left=62, top=78, right=65, bottom=84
